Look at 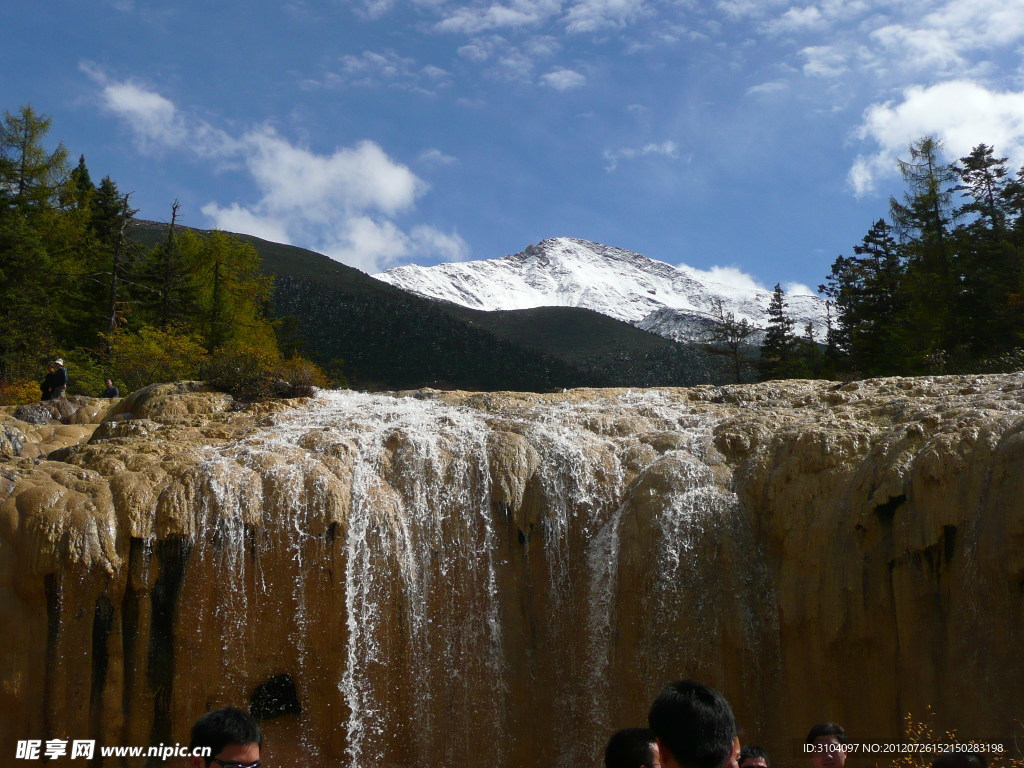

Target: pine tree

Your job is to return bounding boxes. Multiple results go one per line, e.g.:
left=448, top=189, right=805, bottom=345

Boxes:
left=0, top=106, right=77, bottom=380
left=951, top=145, right=1023, bottom=360
left=760, top=283, right=797, bottom=379
left=820, top=219, right=907, bottom=375
left=0, top=105, right=68, bottom=210
left=135, top=200, right=198, bottom=329
left=178, top=230, right=277, bottom=354
left=888, top=137, right=962, bottom=367
left=61, top=154, right=95, bottom=211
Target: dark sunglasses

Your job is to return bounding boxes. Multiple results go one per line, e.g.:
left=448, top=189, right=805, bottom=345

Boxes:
left=210, top=760, right=260, bottom=768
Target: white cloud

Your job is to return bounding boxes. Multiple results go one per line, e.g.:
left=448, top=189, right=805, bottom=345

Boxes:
left=850, top=80, right=1024, bottom=196
left=800, top=45, right=848, bottom=78
left=84, top=64, right=236, bottom=156
left=353, top=0, right=398, bottom=19
left=418, top=148, right=459, bottom=166
left=563, top=0, right=648, bottom=34
left=198, top=202, right=291, bottom=245
left=763, top=5, right=824, bottom=35
left=715, top=0, right=787, bottom=20
left=316, top=50, right=452, bottom=92
left=101, top=81, right=186, bottom=147
left=783, top=281, right=816, bottom=296
left=410, top=225, right=470, bottom=262
left=683, top=265, right=816, bottom=297
left=747, top=80, right=788, bottom=96
left=869, top=24, right=964, bottom=73
left=435, top=0, right=562, bottom=34
left=540, top=67, right=586, bottom=90
left=243, top=129, right=424, bottom=218
left=687, top=265, right=765, bottom=293
left=93, top=74, right=465, bottom=272
left=603, top=140, right=679, bottom=171
left=868, top=0, right=1024, bottom=72
left=456, top=35, right=558, bottom=81
left=317, top=216, right=415, bottom=272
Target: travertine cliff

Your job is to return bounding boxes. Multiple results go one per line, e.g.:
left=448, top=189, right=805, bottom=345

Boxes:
left=1, top=376, right=1022, bottom=767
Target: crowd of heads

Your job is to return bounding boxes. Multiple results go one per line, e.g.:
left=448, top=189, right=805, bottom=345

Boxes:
left=185, top=681, right=994, bottom=768
left=605, top=680, right=990, bottom=768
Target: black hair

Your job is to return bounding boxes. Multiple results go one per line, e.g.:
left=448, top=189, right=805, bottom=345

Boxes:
left=739, top=746, right=770, bottom=767
left=932, top=753, right=988, bottom=768
left=806, top=723, right=846, bottom=746
left=648, top=680, right=736, bottom=768
left=606, top=728, right=658, bottom=768
left=189, top=707, right=262, bottom=763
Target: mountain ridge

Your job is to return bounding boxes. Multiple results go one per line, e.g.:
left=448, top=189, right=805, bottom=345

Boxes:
left=129, top=223, right=734, bottom=389
left=375, top=236, right=829, bottom=342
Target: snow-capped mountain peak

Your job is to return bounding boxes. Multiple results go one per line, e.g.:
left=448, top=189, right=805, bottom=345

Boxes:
left=374, top=237, right=827, bottom=342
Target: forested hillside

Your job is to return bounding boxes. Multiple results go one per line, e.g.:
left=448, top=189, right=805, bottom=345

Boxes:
left=133, top=222, right=723, bottom=391
left=0, top=106, right=324, bottom=402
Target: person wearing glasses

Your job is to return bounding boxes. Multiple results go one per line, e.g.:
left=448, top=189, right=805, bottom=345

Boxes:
left=187, top=707, right=262, bottom=768
left=648, top=680, right=737, bottom=768
left=605, top=727, right=662, bottom=768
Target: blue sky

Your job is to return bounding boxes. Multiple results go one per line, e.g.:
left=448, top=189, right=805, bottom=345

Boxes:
left=4, top=0, right=1024, bottom=293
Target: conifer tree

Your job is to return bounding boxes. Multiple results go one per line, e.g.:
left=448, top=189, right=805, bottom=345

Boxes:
left=951, top=145, right=1020, bottom=359
left=820, top=219, right=906, bottom=375
left=888, top=137, right=960, bottom=366
left=0, top=106, right=77, bottom=379
left=760, top=283, right=797, bottom=379
left=178, top=230, right=277, bottom=354
left=135, top=200, right=198, bottom=329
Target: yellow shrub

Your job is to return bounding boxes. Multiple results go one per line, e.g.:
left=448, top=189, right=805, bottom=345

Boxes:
left=0, top=377, right=43, bottom=406
left=889, top=708, right=1023, bottom=768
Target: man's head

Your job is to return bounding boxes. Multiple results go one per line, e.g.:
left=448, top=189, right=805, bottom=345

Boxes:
left=188, top=707, right=262, bottom=768
left=648, top=680, right=737, bottom=768
left=53, top=359, right=63, bottom=367
left=806, top=722, right=846, bottom=768
left=932, top=753, right=987, bottom=768
left=739, top=746, right=770, bottom=768
left=606, top=728, right=661, bottom=768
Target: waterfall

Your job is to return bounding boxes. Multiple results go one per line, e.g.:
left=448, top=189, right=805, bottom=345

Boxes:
left=7, top=376, right=1024, bottom=767
left=173, top=388, right=750, bottom=766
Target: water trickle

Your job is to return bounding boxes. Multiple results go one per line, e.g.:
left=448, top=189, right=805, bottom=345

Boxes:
left=170, top=388, right=748, bottom=767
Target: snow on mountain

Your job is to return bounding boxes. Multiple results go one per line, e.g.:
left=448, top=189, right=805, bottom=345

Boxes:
left=374, top=237, right=829, bottom=342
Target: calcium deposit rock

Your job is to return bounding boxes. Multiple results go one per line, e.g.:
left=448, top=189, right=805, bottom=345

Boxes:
left=0, top=375, right=1022, bottom=767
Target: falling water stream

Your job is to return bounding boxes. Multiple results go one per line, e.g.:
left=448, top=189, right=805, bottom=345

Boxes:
left=166, top=389, right=766, bottom=767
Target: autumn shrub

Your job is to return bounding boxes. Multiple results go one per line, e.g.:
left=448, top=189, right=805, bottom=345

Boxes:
left=0, top=377, right=43, bottom=406
left=277, top=354, right=331, bottom=397
left=106, top=326, right=208, bottom=392
left=889, top=707, right=1023, bottom=768
left=203, top=347, right=333, bottom=401
left=202, top=344, right=286, bottom=401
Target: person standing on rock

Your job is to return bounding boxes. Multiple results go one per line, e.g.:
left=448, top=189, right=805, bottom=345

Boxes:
left=40, top=362, right=55, bottom=400
left=101, top=378, right=119, bottom=398
left=187, top=707, right=262, bottom=768
left=41, top=359, right=67, bottom=400
left=605, top=727, right=662, bottom=768
left=648, top=680, right=737, bottom=768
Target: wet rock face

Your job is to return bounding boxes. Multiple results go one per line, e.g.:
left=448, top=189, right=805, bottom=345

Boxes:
left=0, top=375, right=1022, bottom=767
